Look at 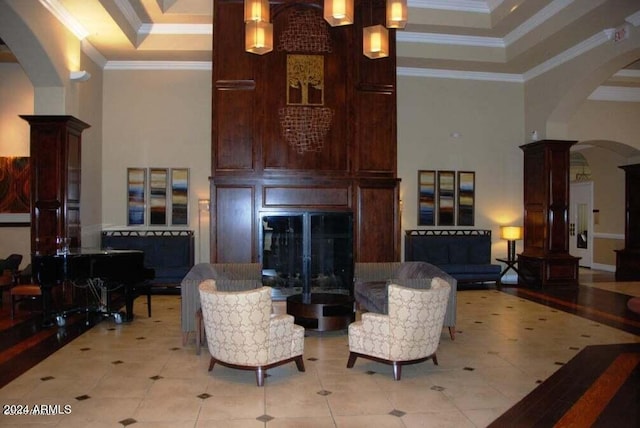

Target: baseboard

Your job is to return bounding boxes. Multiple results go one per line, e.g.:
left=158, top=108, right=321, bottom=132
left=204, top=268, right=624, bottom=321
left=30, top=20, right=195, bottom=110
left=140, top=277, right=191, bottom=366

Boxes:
left=590, top=263, right=616, bottom=273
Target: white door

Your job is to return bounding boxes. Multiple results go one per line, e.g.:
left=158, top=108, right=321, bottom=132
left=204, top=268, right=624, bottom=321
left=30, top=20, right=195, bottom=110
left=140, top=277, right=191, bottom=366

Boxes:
left=569, top=181, right=593, bottom=267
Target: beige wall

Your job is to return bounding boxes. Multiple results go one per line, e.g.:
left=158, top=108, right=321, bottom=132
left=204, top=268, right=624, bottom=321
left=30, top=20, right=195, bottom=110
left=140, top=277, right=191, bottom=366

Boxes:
left=397, top=75, right=525, bottom=259
left=102, top=69, right=212, bottom=262
left=566, top=99, right=640, bottom=268
left=0, top=63, right=33, bottom=265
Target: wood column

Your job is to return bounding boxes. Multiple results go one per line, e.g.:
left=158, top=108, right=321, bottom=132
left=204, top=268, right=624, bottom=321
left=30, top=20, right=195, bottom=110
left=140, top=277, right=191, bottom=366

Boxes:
left=518, top=140, right=579, bottom=286
left=20, top=115, right=90, bottom=257
left=615, top=163, right=640, bottom=280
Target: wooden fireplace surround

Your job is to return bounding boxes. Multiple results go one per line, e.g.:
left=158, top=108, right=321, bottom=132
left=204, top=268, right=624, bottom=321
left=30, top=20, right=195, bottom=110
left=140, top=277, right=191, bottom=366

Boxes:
left=210, top=0, right=400, bottom=264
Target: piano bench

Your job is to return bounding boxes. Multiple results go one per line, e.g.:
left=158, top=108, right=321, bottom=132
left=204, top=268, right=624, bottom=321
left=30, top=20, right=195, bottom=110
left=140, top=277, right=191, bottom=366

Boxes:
left=11, top=284, right=42, bottom=319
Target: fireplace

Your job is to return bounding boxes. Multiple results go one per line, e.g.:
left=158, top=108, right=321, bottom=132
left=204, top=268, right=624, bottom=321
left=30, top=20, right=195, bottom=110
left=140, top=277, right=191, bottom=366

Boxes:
left=260, top=212, right=353, bottom=301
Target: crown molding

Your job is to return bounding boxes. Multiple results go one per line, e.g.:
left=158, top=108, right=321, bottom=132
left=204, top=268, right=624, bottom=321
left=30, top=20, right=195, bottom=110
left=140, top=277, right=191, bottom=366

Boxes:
left=398, top=32, right=504, bottom=47
left=38, top=0, right=89, bottom=39
left=626, top=10, right=640, bottom=26
left=588, top=86, right=640, bottom=102
left=397, top=67, right=522, bottom=82
left=113, top=0, right=142, bottom=31
left=523, top=29, right=613, bottom=81
left=104, top=61, right=212, bottom=71
left=408, top=0, right=491, bottom=13
left=503, top=0, right=574, bottom=46
left=139, top=23, right=213, bottom=35
left=81, top=40, right=107, bottom=68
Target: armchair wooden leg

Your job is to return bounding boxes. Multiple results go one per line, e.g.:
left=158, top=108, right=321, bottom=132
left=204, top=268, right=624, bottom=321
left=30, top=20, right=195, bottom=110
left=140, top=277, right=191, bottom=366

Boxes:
left=449, top=326, right=456, bottom=340
left=392, top=362, right=402, bottom=381
left=432, top=353, right=438, bottom=366
left=256, top=367, right=265, bottom=387
left=346, top=352, right=358, bottom=368
left=195, top=308, right=203, bottom=355
left=208, top=357, right=216, bottom=371
left=294, top=355, right=305, bottom=372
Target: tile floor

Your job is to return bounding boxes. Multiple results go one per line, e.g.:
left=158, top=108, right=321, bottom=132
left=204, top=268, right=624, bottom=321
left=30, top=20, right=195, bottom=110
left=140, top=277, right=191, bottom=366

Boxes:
left=1, top=277, right=639, bottom=427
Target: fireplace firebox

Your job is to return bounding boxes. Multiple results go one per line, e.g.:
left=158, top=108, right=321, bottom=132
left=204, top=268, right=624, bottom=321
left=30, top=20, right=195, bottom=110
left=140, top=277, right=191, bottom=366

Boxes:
left=260, top=212, right=353, bottom=302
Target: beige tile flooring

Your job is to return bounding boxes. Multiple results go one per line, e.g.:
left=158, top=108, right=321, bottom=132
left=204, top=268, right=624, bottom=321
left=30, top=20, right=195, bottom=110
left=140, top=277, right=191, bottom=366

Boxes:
left=1, top=277, right=639, bottom=428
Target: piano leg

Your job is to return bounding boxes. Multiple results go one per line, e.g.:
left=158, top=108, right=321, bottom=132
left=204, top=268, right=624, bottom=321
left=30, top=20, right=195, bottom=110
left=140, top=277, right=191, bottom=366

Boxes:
left=124, top=282, right=135, bottom=322
left=40, top=283, right=55, bottom=328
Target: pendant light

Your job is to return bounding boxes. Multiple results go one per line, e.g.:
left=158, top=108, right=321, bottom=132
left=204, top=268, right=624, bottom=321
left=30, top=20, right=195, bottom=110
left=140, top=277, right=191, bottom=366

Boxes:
left=363, top=24, right=389, bottom=59
left=386, top=0, right=407, bottom=29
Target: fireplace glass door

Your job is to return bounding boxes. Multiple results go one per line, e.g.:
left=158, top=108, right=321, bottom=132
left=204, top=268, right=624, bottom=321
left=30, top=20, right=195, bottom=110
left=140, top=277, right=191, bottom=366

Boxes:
left=261, top=212, right=353, bottom=300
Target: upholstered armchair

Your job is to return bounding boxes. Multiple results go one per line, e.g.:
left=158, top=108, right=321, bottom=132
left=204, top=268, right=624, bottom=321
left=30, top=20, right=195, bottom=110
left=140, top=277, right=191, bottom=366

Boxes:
left=347, top=278, right=450, bottom=381
left=181, top=262, right=262, bottom=346
left=353, top=261, right=457, bottom=339
left=199, top=280, right=305, bottom=386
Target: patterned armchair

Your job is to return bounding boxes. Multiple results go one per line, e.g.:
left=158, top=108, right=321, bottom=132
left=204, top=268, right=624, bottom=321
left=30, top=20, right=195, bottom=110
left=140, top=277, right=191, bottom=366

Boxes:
left=354, top=261, right=457, bottom=339
left=347, top=278, right=450, bottom=381
left=181, top=262, right=262, bottom=345
left=199, top=280, right=305, bottom=386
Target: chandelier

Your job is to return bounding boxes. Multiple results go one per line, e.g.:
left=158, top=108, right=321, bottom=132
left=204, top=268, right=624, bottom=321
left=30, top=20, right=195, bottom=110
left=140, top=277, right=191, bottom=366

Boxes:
left=244, top=0, right=408, bottom=59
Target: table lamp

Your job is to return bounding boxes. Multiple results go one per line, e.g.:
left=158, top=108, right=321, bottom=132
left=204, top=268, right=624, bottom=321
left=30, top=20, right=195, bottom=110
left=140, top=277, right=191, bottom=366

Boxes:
left=500, top=226, right=522, bottom=262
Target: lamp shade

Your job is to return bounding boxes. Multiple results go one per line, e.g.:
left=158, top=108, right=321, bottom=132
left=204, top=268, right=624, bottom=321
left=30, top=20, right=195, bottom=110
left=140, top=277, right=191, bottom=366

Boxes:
left=324, top=0, right=354, bottom=26
left=244, top=0, right=269, bottom=22
left=363, top=25, right=389, bottom=59
left=245, top=21, right=273, bottom=55
left=501, top=226, right=523, bottom=240
left=386, top=0, right=407, bottom=29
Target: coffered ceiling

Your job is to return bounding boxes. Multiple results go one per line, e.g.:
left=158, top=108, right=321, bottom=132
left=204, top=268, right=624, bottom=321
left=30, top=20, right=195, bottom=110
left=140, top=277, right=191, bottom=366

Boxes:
left=3, top=0, right=640, bottom=89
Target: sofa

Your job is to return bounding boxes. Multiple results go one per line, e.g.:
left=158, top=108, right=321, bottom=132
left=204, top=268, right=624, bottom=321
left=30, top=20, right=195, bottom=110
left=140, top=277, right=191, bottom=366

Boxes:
left=353, top=261, right=457, bottom=339
left=101, top=230, right=194, bottom=289
left=180, top=262, right=262, bottom=347
left=404, top=229, right=501, bottom=285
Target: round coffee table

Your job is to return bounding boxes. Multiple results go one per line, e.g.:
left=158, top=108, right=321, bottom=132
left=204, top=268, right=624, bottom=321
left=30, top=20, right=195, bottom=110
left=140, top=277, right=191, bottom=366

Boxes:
left=286, top=293, right=354, bottom=332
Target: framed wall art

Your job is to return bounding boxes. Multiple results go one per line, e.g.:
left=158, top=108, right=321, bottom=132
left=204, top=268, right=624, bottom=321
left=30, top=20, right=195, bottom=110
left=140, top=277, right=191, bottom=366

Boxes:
left=417, top=170, right=435, bottom=226
left=437, top=171, right=455, bottom=226
left=149, top=168, right=168, bottom=225
left=0, top=157, right=30, bottom=226
left=127, top=168, right=146, bottom=226
left=457, top=171, right=475, bottom=226
left=171, top=168, right=189, bottom=226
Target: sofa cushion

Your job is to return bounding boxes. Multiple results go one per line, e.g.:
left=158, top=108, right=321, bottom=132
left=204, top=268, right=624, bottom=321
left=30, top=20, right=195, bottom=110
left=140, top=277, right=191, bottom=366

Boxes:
left=469, top=242, right=490, bottom=264
left=448, top=242, right=470, bottom=264
left=396, top=261, right=441, bottom=279
left=354, top=280, right=388, bottom=314
left=387, top=278, right=431, bottom=289
left=439, top=264, right=501, bottom=274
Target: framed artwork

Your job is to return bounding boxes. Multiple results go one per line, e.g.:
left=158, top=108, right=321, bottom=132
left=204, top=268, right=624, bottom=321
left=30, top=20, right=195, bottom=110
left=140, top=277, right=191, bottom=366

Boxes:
left=0, top=157, right=30, bottom=226
left=457, top=171, right=475, bottom=226
left=437, top=171, right=455, bottom=226
left=171, top=168, right=189, bottom=226
left=149, top=168, right=168, bottom=225
left=127, top=168, right=146, bottom=226
left=417, top=170, right=436, bottom=226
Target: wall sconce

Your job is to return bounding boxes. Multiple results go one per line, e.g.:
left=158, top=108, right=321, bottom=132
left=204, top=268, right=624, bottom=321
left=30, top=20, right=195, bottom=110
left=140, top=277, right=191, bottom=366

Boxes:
left=198, top=199, right=210, bottom=212
left=386, top=0, right=407, bottom=29
left=245, top=20, right=273, bottom=55
left=363, top=24, right=389, bottom=59
left=500, top=226, right=523, bottom=261
left=69, top=70, right=91, bottom=82
left=324, top=0, right=354, bottom=26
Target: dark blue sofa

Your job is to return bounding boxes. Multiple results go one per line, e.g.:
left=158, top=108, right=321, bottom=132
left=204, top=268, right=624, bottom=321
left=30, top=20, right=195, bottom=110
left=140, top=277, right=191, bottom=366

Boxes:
left=404, top=229, right=500, bottom=284
left=101, top=230, right=194, bottom=289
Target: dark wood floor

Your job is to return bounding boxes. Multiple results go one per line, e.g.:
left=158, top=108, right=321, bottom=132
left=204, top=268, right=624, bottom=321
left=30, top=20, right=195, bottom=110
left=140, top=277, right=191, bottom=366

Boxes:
left=1, top=271, right=639, bottom=427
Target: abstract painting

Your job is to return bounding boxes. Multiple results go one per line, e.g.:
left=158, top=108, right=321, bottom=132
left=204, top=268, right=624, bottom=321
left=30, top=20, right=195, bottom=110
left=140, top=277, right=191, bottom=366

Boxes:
left=418, top=170, right=435, bottom=226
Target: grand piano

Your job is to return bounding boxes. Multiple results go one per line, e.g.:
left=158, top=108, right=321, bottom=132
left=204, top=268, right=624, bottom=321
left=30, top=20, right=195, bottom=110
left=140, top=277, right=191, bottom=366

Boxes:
left=32, top=249, right=154, bottom=327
